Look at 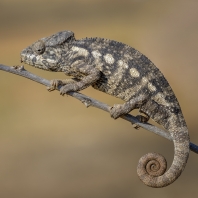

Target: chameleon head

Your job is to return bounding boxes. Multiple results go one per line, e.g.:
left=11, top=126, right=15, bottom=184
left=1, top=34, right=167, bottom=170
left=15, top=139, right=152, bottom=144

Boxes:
left=20, top=31, right=75, bottom=71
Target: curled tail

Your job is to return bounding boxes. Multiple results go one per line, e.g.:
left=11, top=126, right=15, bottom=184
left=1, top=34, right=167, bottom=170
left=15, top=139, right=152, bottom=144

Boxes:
left=137, top=116, right=190, bottom=188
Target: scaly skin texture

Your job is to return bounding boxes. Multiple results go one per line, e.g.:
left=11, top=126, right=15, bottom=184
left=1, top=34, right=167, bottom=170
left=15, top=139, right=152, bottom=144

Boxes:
left=20, top=31, right=190, bottom=188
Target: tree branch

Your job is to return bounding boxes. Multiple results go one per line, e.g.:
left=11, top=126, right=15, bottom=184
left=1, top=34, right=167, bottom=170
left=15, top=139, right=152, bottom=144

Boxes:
left=0, top=63, right=198, bottom=154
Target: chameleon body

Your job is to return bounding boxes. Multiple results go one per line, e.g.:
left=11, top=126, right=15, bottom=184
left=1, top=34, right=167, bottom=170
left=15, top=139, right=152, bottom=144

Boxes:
left=20, top=31, right=190, bottom=188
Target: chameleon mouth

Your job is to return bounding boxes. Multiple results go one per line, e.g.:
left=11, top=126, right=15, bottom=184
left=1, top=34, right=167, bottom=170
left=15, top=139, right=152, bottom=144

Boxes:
left=20, top=48, right=36, bottom=66
left=20, top=48, right=28, bottom=63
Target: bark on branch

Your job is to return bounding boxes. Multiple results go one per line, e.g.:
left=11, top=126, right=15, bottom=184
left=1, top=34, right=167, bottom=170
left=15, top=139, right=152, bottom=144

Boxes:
left=0, top=63, right=198, bottom=154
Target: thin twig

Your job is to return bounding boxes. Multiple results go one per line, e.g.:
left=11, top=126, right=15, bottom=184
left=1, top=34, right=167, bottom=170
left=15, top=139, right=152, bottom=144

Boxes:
left=0, top=63, right=198, bottom=154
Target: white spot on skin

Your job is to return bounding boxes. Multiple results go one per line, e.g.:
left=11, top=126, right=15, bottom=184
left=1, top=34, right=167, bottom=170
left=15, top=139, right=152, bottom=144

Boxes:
left=29, top=54, right=35, bottom=60
left=148, top=82, right=156, bottom=92
left=71, top=46, right=89, bottom=57
left=153, top=92, right=170, bottom=106
left=92, top=50, right=102, bottom=59
left=71, top=46, right=79, bottom=51
left=46, top=58, right=57, bottom=64
left=130, top=68, right=140, bottom=77
left=142, top=77, right=148, bottom=83
left=107, top=61, right=128, bottom=95
left=104, top=54, right=115, bottom=64
left=117, top=60, right=128, bottom=69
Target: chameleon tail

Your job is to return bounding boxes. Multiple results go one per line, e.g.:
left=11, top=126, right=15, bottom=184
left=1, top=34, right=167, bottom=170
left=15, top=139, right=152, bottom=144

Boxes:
left=137, top=117, right=190, bottom=188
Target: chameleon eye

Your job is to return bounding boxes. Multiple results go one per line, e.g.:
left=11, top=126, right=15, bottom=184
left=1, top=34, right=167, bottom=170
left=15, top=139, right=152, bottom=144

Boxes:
left=33, top=40, right=45, bottom=54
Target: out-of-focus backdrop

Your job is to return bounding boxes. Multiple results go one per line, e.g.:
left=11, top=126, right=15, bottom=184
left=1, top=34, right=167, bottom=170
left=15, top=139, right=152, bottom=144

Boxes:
left=0, top=0, right=198, bottom=197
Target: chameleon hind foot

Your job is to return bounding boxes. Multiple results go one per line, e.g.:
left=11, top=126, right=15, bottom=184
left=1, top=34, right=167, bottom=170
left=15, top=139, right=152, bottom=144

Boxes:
left=132, top=114, right=150, bottom=130
left=109, top=95, right=149, bottom=119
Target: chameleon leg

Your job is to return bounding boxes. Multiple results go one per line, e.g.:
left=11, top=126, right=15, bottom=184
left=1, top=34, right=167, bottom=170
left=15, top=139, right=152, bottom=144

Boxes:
left=59, top=65, right=101, bottom=95
left=109, top=94, right=148, bottom=119
left=47, top=78, right=78, bottom=91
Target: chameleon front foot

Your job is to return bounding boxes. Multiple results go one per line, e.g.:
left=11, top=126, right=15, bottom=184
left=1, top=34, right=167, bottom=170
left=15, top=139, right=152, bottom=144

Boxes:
left=47, top=79, right=63, bottom=92
left=59, top=84, right=79, bottom=96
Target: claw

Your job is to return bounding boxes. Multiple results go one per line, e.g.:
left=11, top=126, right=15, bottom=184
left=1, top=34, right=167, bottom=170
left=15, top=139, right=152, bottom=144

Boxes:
left=59, top=83, right=79, bottom=96
left=59, top=85, right=69, bottom=96
left=109, top=104, right=123, bottom=119
left=47, top=79, right=62, bottom=92
left=60, top=88, right=66, bottom=96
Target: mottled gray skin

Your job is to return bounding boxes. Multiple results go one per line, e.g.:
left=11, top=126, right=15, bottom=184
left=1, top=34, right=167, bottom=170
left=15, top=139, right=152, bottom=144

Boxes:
left=21, top=31, right=190, bottom=188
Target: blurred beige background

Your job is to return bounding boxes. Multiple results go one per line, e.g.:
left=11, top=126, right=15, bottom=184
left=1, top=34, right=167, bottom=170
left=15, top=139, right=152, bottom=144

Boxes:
left=0, top=0, right=198, bottom=197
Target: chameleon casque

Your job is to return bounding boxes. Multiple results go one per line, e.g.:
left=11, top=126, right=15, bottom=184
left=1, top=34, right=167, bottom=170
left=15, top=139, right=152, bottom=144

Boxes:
left=20, top=31, right=190, bottom=188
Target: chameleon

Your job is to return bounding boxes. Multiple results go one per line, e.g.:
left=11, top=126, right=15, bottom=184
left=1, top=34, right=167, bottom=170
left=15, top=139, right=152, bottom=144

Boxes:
left=20, top=31, right=190, bottom=188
